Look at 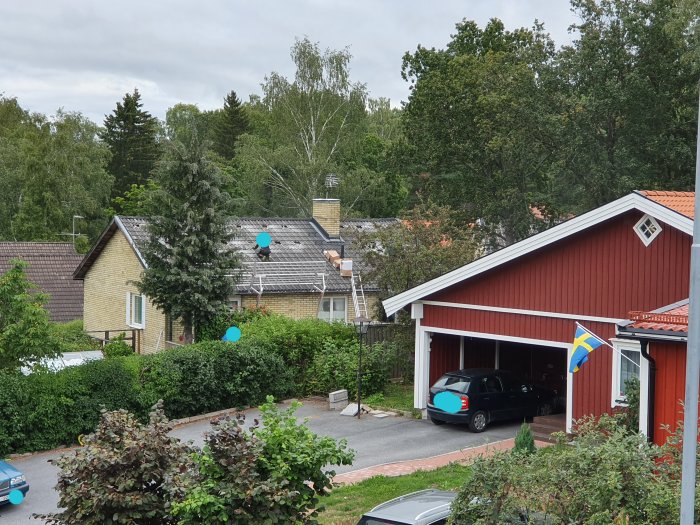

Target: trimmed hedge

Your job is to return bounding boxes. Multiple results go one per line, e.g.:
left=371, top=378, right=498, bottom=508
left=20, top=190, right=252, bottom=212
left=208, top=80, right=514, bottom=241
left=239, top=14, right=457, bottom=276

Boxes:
left=0, top=315, right=392, bottom=456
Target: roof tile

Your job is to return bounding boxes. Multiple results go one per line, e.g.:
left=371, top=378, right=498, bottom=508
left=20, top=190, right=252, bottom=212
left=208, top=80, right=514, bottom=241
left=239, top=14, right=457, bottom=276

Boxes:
left=638, top=190, right=694, bottom=219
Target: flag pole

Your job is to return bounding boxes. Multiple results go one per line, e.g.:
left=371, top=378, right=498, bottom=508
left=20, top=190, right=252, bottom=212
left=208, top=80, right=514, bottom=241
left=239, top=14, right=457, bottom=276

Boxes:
left=575, top=322, right=641, bottom=369
left=679, top=86, right=700, bottom=525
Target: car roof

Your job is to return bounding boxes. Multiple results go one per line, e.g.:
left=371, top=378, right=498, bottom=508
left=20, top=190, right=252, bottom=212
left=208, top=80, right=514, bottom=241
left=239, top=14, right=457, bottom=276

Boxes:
left=444, top=368, right=503, bottom=378
left=364, top=489, right=456, bottom=522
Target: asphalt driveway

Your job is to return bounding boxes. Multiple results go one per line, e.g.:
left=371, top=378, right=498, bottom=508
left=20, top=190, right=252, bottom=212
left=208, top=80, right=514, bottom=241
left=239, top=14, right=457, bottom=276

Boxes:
left=1, top=399, right=520, bottom=524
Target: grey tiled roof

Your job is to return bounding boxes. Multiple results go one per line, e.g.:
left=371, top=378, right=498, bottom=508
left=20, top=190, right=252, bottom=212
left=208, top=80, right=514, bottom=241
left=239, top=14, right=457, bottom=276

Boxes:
left=0, top=242, right=84, bottom=323
left=107, top=216, right=396, bottom=295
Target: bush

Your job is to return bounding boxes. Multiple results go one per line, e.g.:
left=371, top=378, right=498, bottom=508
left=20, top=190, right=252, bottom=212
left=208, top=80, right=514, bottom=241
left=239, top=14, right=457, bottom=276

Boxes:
left=240, top=315, right=355, bottom=390
left=196, top=305, right=271, bottom=342
left=102, top=332, right=134, bottom=358
left=305, top=339, right=391, bottom=397
left=513, top=421, right=536, bottom=455
left=450, top=415, right=680, bottom=524
left=49, top=320, right=100, bottom=353
left=35, top=402, right=192, bottom=525
left=138, top=340, right=292, bottom=419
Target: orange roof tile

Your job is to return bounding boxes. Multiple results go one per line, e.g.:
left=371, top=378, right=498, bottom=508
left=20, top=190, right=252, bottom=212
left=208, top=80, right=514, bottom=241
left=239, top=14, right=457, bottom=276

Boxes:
left=628, top=303, right=689, bottom=333
left=638, top=190, right=695, bottom=219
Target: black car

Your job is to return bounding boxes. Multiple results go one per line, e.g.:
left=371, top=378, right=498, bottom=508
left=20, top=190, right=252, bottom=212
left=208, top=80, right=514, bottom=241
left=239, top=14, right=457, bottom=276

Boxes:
left=427, top=368, right=556, bottom=432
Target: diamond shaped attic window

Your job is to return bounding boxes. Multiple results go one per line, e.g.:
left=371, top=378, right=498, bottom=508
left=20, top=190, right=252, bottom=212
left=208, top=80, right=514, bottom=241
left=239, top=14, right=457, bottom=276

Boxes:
left=634, top=215, right=661, bottom=246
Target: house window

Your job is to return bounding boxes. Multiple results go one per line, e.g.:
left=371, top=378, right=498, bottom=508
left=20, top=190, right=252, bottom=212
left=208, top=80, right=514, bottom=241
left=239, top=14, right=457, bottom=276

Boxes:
left=318, top=297, right=347, bottom=323
left=126, top=292, right=146, bottom=329
left=634, top=215, right=662, bottom=246
left=228, top=295, right=242, bottom=311
left=611, top=338, right=641, bottom=405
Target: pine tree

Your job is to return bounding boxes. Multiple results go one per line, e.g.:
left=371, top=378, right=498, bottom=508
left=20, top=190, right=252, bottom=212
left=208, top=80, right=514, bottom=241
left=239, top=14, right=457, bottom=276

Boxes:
left=101, top=89, right=161, bottom=201
left=138, top=124, right=238, bottom=343
left=211, top=90, right=249, bottom=160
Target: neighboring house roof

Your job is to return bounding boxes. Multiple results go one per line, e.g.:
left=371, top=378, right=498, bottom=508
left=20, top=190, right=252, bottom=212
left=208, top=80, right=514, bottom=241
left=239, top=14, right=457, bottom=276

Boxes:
left=383, top=191, right=694, bottom=316
left=619, top=299, right=689, bottom=338
left=75, top=215, right=396, bottom=295
left=0, top=242, right=84, bottom=323
left=637, top=190, right=694, bottom=219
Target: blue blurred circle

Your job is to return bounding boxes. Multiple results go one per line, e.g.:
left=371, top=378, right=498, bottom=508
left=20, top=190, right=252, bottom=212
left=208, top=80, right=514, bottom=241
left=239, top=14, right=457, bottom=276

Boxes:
left=256, top=232, right=272, bottom=248
left=434, top=391, right=462, bottom=414
left=222, top=326, right=241, bottom=343
left=8, top=489, right=24, bottom=505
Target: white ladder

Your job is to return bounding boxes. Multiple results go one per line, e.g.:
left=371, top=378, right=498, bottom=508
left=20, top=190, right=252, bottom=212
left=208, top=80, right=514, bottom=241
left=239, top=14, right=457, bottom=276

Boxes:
left=351, top=273, right=369, bottom=319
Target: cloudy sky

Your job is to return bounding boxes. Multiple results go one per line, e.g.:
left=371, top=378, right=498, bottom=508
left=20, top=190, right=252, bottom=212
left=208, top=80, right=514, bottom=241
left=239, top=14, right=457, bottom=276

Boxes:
left=0, top=1, right=578, bottom=124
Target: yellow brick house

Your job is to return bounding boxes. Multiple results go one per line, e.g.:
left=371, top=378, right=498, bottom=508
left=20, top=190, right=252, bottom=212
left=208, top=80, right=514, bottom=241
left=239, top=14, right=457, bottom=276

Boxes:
left=74, top=199, right=392, bottom=354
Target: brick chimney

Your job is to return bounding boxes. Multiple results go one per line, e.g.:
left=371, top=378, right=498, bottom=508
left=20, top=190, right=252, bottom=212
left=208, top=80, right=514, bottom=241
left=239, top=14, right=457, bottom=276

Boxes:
left=312, top=198, right=341, bottom=238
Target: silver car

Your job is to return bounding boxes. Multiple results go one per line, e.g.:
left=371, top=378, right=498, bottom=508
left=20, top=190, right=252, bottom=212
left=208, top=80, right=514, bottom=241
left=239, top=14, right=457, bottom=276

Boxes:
left=356, top=489, right=455, bottom=525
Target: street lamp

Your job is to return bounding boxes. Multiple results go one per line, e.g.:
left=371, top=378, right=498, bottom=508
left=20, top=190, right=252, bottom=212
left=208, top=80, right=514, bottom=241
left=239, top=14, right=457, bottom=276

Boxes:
left=72, top=215, right=84, bottom=250
left=353, top=316, right=371, bottom=419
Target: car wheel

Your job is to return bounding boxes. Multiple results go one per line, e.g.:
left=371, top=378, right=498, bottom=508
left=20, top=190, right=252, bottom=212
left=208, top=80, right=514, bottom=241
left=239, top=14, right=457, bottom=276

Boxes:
left=537, top=402, right=553, bottom=416
left=430, top=416, right=445, bottom=425
left=469, top=410, right=488, bottom=433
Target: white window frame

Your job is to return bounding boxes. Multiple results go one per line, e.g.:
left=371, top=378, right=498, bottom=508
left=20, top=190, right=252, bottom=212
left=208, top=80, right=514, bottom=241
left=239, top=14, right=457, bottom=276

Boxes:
left=126, top=292, right=146, bottom=329
left=610, top=338, right=641, bottom=407
left=633, top=214, right=662, bottom=246
left=228, top=295, right=242, bottom=311
left=318, top=296, right=347, bottom=323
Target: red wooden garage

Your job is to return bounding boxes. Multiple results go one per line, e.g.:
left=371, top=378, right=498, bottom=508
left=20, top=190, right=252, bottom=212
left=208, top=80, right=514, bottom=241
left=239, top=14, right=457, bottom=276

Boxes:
left=383, top=191, right=693, bottom=439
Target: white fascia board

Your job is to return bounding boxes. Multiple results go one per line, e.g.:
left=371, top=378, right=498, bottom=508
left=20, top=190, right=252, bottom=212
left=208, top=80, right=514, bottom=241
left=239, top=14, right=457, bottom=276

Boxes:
left=114, top=216, right=148, bottom=269
left=383, top=193, right=693, bottom=316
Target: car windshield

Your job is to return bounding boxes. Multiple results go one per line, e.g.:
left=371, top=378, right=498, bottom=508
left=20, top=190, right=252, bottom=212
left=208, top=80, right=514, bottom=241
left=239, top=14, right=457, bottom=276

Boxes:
left=432, top=375, right=470, bottom=393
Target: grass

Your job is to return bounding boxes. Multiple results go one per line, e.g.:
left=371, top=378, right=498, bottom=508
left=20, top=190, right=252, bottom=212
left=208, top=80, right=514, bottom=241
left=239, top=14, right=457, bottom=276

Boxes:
left=317, top=463, right=471, bottom=525
left=364, top=382, right=414, bottom=412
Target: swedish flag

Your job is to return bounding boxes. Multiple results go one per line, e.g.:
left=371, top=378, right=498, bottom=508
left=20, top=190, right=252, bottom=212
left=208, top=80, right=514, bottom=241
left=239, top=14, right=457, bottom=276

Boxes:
left=569, top=324, right=607, bottom=373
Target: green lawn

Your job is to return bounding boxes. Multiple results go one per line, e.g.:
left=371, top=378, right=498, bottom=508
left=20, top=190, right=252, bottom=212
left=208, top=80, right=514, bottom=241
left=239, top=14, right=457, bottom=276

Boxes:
left=317, top=463, right=471, bottom=525
left=364, top=382, right=414, bottom=412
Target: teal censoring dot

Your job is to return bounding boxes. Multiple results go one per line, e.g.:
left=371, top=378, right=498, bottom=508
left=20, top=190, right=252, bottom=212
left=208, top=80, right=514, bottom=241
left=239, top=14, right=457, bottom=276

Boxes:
left=256, top=232, right=272, bottom=248
left=8, top=489, right=24, bottom=505
left=434, top=391, right=462, bottom=414
left=222, top=326, right=241, bottom=343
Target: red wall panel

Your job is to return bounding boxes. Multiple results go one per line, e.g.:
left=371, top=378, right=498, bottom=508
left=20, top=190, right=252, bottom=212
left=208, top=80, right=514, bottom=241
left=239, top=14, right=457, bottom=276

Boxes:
left=420, top=211, right=691, bottom=422
left=429, top=333, right=461, bottom=385
left=428, top=211, right=690, bottom=319
left=651, top=342, right=687, bottom=446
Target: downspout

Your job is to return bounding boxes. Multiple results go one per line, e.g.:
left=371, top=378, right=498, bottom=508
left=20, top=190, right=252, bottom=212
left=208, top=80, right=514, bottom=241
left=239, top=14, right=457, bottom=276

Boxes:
left=639, top=340, right=655, bottom=443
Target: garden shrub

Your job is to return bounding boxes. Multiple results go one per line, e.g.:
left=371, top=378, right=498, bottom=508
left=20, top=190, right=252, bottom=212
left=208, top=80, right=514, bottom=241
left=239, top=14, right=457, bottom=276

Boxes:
left=513, top=421, right=536, bottom=455
left=241, top=315, right=355, bottom=390
left=102, top=332, right=135, bottom=358
left=36, top=402, right=192, bottom=525
left=0, top=371, right=31, bottom=457
left=196, top=305, right=271, bottom=342
left=450, top=414, right=680, bottom=525
left=49, top=320, right=100, bottom=353
left=305, top=339, right=391, bottom=397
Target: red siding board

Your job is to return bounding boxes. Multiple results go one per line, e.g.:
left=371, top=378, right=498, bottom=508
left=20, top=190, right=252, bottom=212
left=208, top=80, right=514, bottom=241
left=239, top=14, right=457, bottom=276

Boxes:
left=419, top=212, right=690, bottom=423
left=651, top=342, right=687, bottom=446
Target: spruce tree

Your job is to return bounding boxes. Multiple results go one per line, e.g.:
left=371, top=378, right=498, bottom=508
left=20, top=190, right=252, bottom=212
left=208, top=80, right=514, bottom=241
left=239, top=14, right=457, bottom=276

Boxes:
left=138, top=124, right=237, bottom=343
left=101, top=89, right=161, bottom=201
left=211, top=90, right=249, bottom=160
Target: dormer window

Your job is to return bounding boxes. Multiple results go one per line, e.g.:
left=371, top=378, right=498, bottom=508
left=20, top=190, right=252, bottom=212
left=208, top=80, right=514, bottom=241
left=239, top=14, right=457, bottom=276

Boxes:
left=634, top=215, right=661, bottom=246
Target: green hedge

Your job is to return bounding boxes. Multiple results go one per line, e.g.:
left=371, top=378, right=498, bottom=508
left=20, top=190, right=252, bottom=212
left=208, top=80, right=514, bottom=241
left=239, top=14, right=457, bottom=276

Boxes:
left=0, top=315, right=392, bottom=456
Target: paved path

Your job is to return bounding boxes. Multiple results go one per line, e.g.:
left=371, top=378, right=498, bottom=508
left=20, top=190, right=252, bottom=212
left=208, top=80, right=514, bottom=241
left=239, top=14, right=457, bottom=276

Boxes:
left=0, top=399, right=520, bottom=524
left=333, top=438, right=517, bottom=484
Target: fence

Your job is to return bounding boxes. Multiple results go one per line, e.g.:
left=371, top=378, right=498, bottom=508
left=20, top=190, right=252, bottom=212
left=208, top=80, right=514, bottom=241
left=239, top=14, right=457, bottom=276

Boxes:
left=85, top=329, right=142, bottom=354
left=362, top=322, right=414, bottom=380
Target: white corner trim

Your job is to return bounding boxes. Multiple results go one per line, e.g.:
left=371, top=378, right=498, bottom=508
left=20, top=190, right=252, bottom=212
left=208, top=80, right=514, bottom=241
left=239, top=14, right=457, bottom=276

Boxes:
left=566, top=343, right=573, bottom=434
left=115, top=216, right=148, bottom=269
left=383, top=193, right=693, bottom=316
left=420, top=300, right=627, bottom=325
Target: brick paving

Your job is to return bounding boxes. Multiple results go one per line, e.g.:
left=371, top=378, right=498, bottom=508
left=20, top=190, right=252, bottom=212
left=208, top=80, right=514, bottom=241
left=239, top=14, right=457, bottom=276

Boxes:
left=333, top=437, right=524, bottom=485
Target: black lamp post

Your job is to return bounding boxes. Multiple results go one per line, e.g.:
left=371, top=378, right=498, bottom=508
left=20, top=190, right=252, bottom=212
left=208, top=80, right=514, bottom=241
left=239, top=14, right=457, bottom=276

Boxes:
left=353, top=316, right=370, bottom=419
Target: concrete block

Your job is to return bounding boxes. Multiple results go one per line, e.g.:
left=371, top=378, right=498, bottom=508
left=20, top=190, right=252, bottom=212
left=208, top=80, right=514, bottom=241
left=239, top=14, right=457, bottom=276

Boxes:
left=329, top=389, right=348, bottom=403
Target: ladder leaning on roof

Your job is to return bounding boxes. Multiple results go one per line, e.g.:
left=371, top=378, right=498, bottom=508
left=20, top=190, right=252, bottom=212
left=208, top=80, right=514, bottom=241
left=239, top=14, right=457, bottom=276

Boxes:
left=351, top=273, right=369, bottom=319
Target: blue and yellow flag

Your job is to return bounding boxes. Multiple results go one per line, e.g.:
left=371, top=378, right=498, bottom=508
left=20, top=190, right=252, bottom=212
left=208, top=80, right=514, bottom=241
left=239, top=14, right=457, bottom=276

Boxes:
left=569, top=324, right=607, bottom=373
